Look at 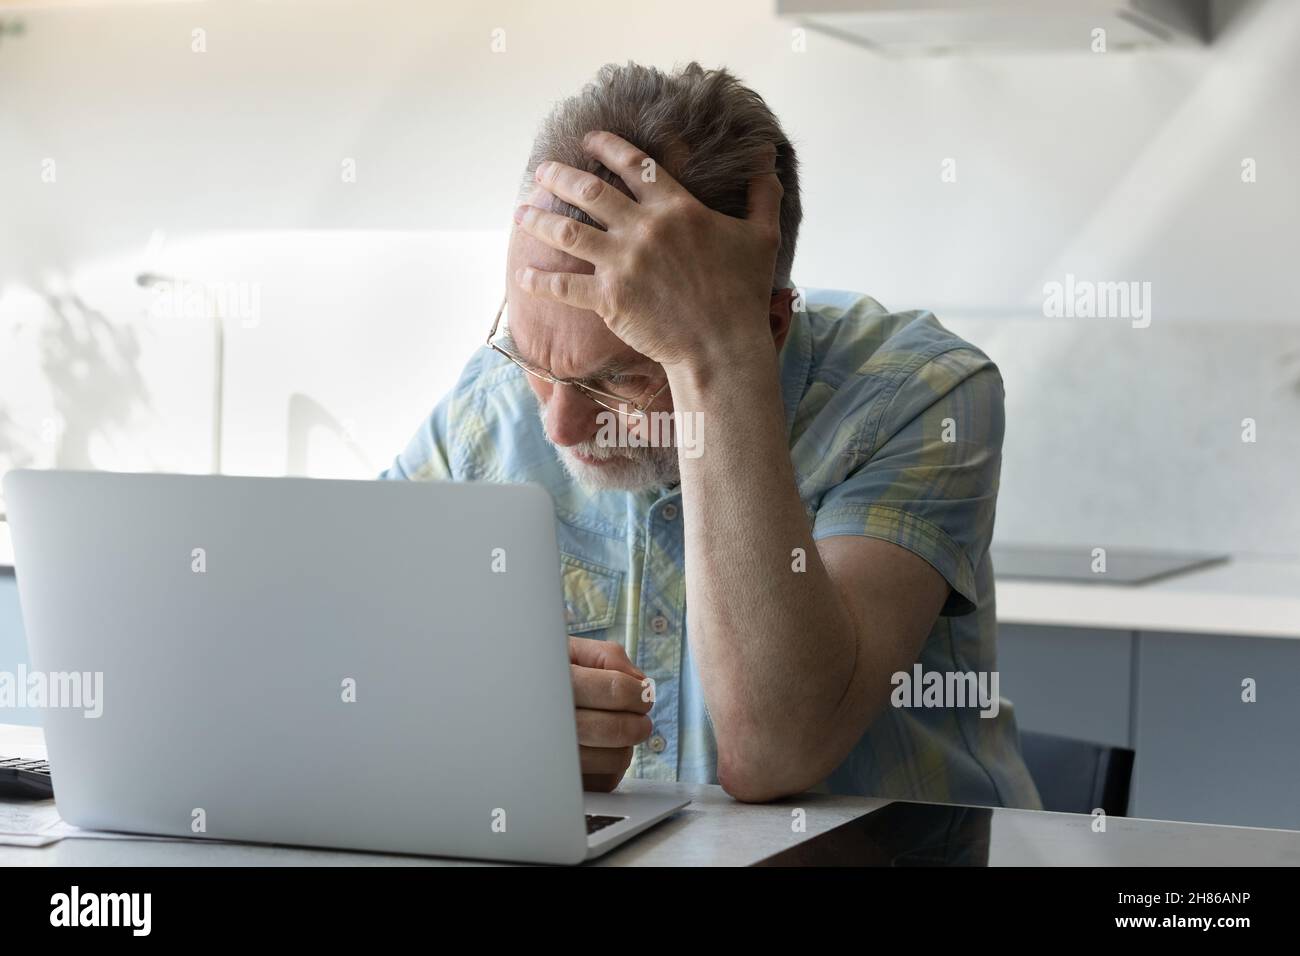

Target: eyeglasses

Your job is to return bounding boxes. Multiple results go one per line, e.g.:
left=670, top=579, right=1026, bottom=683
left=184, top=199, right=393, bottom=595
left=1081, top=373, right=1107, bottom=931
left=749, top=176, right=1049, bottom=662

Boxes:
left=485, top=296, right=670, bottom=420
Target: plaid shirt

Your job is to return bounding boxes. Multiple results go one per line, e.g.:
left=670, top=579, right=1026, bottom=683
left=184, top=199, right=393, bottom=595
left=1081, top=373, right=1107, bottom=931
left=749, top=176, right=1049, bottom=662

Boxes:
left=380, top=288, right=1041, bottom=809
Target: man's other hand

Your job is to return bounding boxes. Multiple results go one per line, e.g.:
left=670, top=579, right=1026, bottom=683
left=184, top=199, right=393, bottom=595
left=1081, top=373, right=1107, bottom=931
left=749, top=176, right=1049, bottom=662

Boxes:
left=569, top=635, right=654, bottom=792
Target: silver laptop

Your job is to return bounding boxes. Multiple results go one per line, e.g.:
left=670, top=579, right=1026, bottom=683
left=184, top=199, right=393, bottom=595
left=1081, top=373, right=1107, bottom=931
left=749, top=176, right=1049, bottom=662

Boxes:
left=3, top=469, right=688, bottom=864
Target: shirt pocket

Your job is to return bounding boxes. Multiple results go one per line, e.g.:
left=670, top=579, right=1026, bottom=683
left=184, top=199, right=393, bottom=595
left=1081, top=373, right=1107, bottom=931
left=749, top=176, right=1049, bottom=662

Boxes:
left=559, top=553, right=623, bottom=635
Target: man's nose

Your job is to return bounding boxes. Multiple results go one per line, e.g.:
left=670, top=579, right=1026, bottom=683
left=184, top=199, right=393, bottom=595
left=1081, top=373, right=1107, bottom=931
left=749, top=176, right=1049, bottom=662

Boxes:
left=544, top=384, right=600, bottom=447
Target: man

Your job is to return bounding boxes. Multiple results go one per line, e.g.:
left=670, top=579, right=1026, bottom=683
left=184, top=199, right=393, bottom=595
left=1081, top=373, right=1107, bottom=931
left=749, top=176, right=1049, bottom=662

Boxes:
left=381, top=61, right=1040, bottom=807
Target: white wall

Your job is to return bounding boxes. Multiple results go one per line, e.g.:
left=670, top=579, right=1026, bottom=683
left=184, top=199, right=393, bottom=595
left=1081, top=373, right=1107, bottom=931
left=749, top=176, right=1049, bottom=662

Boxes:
left=2, top=0, right=1297, bottom=558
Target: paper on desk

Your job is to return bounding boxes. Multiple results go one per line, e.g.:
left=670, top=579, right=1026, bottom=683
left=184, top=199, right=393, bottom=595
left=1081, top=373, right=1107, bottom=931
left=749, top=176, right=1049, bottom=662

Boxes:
left=1, top=833, right=60, bottom=847
left=1, top=799, right=223, bottom=846
left=42, top=820, right=220, bottom=843
left=0, top=800, right=64, bottom=847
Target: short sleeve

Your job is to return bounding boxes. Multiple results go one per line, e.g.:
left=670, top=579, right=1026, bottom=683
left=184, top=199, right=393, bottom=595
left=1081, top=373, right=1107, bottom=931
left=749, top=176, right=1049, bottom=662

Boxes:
left=812, top=349, right=1004, bottom=616
left=377, top=394, right=454, bottom=482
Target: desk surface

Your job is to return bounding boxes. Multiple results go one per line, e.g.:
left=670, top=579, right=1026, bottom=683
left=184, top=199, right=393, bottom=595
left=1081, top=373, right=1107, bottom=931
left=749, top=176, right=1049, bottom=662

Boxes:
left=0, top=723, right=882, bottom=866
left=0, top=782, right=886, bottom=868
left=5, top=724, right=1300, bottom=866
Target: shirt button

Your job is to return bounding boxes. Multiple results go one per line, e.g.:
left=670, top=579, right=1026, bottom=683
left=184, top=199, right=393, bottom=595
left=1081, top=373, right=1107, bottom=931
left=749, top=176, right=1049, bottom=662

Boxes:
left=650, top=614, right=669, bottom=633
left=648, top=734, right=667, bottom=753
left=662, top=503, right=678, bottom=521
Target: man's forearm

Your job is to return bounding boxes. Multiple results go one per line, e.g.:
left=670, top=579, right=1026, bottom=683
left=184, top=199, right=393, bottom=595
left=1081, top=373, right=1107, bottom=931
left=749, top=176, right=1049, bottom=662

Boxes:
left=667, top=343, right=861, bottom=801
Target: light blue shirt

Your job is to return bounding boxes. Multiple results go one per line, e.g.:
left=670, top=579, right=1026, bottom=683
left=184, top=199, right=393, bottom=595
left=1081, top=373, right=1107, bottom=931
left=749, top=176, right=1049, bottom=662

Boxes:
left=380, top=288, right=1041, bottom=808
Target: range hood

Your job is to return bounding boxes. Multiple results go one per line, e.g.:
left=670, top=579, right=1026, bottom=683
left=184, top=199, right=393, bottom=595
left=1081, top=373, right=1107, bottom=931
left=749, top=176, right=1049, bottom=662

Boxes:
left=778, top=0, right=1214, bottom=53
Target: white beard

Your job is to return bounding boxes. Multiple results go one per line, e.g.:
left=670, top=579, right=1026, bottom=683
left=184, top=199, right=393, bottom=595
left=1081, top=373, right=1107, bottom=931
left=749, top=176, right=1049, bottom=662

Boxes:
left=536, top=400, right=680, bottom=492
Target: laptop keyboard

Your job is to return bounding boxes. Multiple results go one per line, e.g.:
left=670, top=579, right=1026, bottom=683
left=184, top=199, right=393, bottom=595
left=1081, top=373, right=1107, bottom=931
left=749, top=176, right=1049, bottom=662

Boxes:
left=585, top=813, right=626, bottom=835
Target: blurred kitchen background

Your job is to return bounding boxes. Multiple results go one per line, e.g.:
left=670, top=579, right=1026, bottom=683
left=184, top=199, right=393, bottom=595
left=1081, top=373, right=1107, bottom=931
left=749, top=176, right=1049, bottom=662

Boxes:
left=1, top=0, right=1298, bottom=827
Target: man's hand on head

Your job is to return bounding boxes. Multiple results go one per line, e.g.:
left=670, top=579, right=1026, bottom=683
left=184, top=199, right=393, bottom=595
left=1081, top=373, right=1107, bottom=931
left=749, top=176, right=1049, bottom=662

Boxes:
left=512, top=130, right=784, bottom=374
left=568, top=635, right=654, bottom=792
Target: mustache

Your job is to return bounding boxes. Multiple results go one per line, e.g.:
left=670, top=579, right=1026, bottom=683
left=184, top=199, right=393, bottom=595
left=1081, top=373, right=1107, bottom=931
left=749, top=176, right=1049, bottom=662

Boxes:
left=535, top=400, right=628, bottom=460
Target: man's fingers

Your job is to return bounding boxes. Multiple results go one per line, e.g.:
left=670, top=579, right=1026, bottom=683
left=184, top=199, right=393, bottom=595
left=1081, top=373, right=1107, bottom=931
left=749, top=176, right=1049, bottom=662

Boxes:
left=746, top=149, right=784, bottom=233
left=514, top=266, right=603, bottom=311
left=514, top=203, right=611, bottom=262
left=579, top=746, right=635, bottom=776
left=581, top=130, right=682, bottom=203
left=575, top=706, right=653, bottom=748
left=533, top=160, right=638, bottom=228
left=571, top=664, right=653, bottom=714
left=582, top=772, right=623, bottom=793
left=568, top=635, right=645, bottom=679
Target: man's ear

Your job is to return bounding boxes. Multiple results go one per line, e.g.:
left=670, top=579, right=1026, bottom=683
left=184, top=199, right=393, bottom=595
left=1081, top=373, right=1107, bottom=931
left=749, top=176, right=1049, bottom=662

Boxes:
left=770, top=287, right=795, bottom=350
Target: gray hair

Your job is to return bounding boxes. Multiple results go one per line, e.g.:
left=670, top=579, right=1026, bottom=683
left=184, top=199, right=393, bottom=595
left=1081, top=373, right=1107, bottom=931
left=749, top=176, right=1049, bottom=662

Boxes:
left=519, top=61, right=802, bottom=289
